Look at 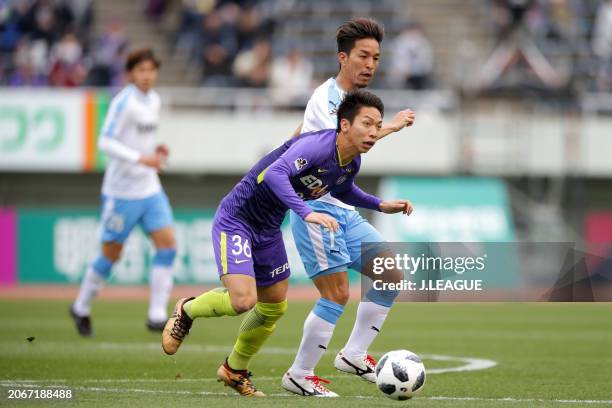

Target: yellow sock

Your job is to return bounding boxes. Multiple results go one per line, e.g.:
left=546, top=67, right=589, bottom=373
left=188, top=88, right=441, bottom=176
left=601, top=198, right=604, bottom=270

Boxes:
left=227, top=300, right=288, bottom=370
left=183, top=288, right=238, bottom=319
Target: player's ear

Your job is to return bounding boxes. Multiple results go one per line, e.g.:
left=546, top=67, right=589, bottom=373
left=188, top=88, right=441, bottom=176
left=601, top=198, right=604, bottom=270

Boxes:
left=340, top=117, right=351, bottom=132
left=338, top=51, right=348, bottom=67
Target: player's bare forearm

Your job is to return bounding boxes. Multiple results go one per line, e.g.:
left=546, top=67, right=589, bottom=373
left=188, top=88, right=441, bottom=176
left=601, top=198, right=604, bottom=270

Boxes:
left=377, top=109, right=416, bottom=140
left=377, top=124, right=399, bottom=140
left=379, top=199, right=414, bottom=215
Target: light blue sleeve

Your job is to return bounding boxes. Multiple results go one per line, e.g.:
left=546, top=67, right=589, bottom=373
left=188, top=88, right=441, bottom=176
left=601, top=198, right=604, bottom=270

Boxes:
left=100, top=91, right=132, bottom=139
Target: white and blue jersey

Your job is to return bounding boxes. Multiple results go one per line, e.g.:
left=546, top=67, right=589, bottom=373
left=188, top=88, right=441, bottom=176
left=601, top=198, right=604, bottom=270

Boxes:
left=291, top=77, right=384, bottom=278
left=97, top=84, right=173, bottom=243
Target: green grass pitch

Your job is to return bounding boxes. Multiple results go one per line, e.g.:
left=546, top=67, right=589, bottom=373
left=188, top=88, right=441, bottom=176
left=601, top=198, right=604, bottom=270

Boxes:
left=1, top=300, right=611, bottom=407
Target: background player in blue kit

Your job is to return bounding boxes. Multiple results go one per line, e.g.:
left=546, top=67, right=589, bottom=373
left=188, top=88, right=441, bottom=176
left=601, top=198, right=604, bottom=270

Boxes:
left=161, top=90, right=412, bottom=397
left=70, top=49, right=177, bottom=336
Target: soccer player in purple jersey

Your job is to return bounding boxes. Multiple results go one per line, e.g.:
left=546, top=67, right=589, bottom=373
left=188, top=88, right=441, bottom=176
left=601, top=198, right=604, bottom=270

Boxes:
left=161, top=90, right=412, bottom=397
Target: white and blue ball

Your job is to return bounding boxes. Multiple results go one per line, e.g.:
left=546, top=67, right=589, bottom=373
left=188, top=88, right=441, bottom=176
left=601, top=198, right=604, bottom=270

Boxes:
left=375, top=350, right=426, bottom=401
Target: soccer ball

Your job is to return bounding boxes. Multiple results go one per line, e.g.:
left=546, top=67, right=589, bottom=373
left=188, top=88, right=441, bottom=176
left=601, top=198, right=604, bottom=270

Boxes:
left=375, top=350, right=426, bottom=400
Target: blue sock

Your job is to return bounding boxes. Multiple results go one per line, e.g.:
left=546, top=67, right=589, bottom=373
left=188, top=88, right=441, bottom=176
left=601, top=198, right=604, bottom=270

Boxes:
left=312, top=297, right=344, bottom=324
left=153, top=248, right=177, bottom=267
left=365, top=286, right=398, bottom=307
left=92, top=255, right=113, bottom=279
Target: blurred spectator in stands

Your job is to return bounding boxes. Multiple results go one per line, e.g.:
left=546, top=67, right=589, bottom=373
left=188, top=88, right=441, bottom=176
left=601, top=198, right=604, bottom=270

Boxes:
left=235, top=4, right=261, bottom=51
left=388, top=23, right=434, bottom=90
left=593, top=0, right=612, bottom=91
left=29, top=2, right=57, bottom=49
left=146, top=0, right=168, bottom=23
left=233, top=37, right=270, bottom=87
left=199, top=10, right=238, bottom=86
left=48, top=32, right=86, bottom=86
left=269, top=48, right=313, bottom=107
left=173, top=0, right=213, bottom=59
left=85, top=19, right=128, bottom=86
left=0, top=0, right=28, bottom=54
left=69, top=0, right=93, bottom=41
left=545, top=0, right=578, bottom=42
left=7, top=38, right=47, bottom=86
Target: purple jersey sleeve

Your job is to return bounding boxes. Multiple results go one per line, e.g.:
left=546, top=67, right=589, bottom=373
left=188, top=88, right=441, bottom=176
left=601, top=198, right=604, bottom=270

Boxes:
left=331, top=182, right=382, bottom=211
left=263, top=139, right=323, bottom=220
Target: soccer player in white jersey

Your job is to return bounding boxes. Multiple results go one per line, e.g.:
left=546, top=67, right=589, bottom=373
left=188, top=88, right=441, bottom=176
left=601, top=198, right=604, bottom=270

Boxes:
left=70, top=48, right=177, bottom=336
left=282, top=19, right=416, bottom=396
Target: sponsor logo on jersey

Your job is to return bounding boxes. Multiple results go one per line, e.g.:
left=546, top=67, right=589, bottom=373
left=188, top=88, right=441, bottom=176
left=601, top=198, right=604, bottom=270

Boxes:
left=137, top=122, right=158, bottom=133
left=300, top=174, right=329, bottom=198
left=336, top=175, right=348, bottom=185
left=294, top=158, right=308, bottom=170
left=316, top=168, right=328, bottom=174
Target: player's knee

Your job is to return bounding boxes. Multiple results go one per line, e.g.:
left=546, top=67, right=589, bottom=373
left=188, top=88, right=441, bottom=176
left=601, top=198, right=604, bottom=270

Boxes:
left=320, top=282, right=350, bottom=305
left=331, top=288, right=350, bottom=305
left=153, top=247, right=177, bottom=267
left=102, top=243, right=122, bottom=263
left=231, top=296, right=257, bottom=315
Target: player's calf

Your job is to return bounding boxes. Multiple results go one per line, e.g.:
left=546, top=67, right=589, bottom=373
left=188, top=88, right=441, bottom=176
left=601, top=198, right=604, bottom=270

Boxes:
left=148, top=247, right=176, bottom=330
left=71, top=254, right=115, bottom=337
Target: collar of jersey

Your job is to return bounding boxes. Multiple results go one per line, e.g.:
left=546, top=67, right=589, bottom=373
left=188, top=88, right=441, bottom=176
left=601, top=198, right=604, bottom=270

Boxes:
left=335, top=134, right=352, bottom=167
left=129, top=84, right=152, bottom=101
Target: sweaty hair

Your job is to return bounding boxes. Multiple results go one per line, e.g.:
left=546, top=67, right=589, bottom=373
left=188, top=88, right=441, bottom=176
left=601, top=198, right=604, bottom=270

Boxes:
left=125, top=48, right=161, bottom=72
left=337, top=90, right=384, bottom=131
left=336, top=18, right=384, bottom=55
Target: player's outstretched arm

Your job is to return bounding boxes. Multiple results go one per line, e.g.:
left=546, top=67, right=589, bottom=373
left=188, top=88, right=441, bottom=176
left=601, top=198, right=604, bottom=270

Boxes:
left=379, top=199, right=414, bottom=215
left=377, top=109, right=415, bottom=140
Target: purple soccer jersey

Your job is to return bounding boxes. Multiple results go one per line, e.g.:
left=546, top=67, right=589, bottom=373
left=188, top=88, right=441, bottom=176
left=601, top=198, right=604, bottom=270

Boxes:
left=212, top=128, right=382, bottom=286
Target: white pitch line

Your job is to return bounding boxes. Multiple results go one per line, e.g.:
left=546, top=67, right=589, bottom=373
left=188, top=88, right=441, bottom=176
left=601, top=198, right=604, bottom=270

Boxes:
left=1, top=382, right=611, bottom=405
left=94, top=342, right=497, bottom=374
left=1, top=341, right=497, bottom=374
left=3, top=339, right=496, bottom=374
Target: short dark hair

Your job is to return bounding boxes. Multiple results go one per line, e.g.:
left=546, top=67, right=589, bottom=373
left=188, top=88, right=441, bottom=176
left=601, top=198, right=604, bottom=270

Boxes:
left=337, top=90, right=384, bottom=131
left=336, top=18, right=384, bottom=55
left=125, top=48, right=161, bottom=72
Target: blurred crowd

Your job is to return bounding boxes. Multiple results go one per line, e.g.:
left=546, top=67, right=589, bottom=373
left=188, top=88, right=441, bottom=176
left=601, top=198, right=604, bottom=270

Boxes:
left=0, top=0, right=127, bottom=87
left=169, top=0, right=436, bottom=95
left=2, top=0, right=612, bottom=94
left=0, top=0, right=130, bottom=87
left=172, top=0, right=275, bottom=87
